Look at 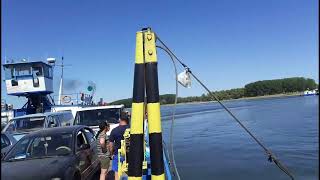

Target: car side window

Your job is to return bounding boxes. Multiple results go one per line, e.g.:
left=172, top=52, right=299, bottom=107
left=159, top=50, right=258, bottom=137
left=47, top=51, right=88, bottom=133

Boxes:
left=54, top=115, right=61, bottom=126
left=83, top=128, right=95, bottom=143
left=29, top=137, right=44, bottom=157
left=76, top=131, right=88, bottom=150
left=8, top=138, right=31, bottom=157
left=47, top=116, right=58, bottom=128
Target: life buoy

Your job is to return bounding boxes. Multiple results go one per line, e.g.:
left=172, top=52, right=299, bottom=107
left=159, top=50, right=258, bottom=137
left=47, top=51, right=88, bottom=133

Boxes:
left=62, top=96, right=71, bottom=103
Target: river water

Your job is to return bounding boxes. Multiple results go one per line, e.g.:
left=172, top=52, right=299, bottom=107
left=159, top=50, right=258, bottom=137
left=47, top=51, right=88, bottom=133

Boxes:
left=160, top=96, right=318, bottom=180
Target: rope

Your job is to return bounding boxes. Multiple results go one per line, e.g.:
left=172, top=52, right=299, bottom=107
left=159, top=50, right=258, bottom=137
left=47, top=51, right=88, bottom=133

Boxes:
left=157, top=45, right=181, bottom=180
left=155, top=34, right=295, bottom=180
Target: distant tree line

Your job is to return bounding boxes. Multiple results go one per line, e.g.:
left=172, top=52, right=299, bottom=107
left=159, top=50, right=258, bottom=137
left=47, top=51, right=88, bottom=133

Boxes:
left=110, top=77, right=318, bottom=108
left=244, top=77, right=317, bottom=97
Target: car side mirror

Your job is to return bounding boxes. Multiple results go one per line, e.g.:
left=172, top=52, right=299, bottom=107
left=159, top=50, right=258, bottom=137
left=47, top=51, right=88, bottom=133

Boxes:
left=79, top=144, right=90, bottom=150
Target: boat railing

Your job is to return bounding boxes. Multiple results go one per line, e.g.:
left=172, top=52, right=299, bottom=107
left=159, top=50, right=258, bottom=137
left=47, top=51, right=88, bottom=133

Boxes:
left=52, top=93, right=93, bottom=106
left=1, top=99, right=13, bottom=111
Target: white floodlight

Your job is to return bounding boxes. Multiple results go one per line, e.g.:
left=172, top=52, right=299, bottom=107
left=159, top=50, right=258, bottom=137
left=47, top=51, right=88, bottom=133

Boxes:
left=47, top=57, right=56, bottom=64
left=177, top=69, right=191, bottom=88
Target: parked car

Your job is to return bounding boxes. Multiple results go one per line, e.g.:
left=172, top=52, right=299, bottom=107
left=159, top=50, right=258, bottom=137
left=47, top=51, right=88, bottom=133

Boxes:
left=1, top=132, right=17, bottom=158
left=1, top=125, right=100, bottom=180
left=73, top=105, right=124, bottom=136
left=2, top=111, right=74, bottom=141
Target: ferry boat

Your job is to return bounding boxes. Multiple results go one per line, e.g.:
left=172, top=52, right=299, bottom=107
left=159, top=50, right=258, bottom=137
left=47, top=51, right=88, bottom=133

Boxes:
left=2, top=58, right=128, bottom=136
left=2, top=60, right=56, bottom=116
left=2, top=56, right=173, bottom=179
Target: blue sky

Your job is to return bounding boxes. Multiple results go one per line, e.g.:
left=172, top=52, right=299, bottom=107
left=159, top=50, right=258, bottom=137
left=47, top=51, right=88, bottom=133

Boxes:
left=1, top=0, right=318, bottom=107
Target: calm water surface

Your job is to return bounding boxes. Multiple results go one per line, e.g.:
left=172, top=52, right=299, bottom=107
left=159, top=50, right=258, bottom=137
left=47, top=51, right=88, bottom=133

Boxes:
left=160, top=96, right=318, bottom=180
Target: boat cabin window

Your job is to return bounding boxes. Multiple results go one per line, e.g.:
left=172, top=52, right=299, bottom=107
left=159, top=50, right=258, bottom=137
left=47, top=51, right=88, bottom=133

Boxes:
left=14, top=65, right=31, bottom=76
left=43, top=65, right=53, bottom=79
left=6, top=117, right=45, bottom=132
left=4, top=66, right=15, bottom=79
left=15, top=65, right=32, bottom=76
left=4, top=63, right=51, bottom=79
left=32, top=66, right=43, bottom=76
left=74, top=108, right=121, bottom=126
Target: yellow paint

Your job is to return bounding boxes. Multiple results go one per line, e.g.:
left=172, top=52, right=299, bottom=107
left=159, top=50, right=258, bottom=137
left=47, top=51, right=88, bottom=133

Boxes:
left=143, top=160, right=147, bottom=169
left=151, top=174, right=165, bottom=180
left=147, top=103, right=162, bottom=133
left=135, top=32, right=144, bottom=64
left=131, top=103, right=144, bottom=134
left=143, top=31, right=157, bottom=63
left=118, top=153, right=122, bottom=178
left=120, top=139, right=126, bottom=156
left=129, top=29, right=164, bottom=179
left=128, top=177, right=143, bottom=180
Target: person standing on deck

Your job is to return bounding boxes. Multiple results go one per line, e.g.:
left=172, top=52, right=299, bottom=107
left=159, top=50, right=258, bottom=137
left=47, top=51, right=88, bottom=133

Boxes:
left=109, top=112, right=130, bottom=180
left=96, top=121, right=111, bottom=180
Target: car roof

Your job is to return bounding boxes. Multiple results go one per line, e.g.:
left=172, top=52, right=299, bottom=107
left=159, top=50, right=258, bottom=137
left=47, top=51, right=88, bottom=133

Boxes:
left=22, top=125, right=88, bottom=138
left=11, top=111, right=72, bottom=120
left=76, top=105, right=124, bottom=112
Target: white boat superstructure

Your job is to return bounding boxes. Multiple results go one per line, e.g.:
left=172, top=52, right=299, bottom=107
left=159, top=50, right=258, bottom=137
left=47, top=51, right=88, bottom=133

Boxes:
left=3, top=61, right=54, bottom=96
left=1, top=100, right=14, bottom=127
left=2, top=58, right=126, bottom=137
left=303, top=89, right=318, bottom=96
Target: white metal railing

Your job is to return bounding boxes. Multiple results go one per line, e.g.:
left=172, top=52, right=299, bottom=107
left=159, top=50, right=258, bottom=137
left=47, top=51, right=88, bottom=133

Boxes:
left=52, top=93, right=93, bottom=106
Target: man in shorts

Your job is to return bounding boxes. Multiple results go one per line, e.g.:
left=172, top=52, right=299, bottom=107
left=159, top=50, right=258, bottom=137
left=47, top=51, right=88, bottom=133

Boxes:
left=109, top=112, right=129, bottom=180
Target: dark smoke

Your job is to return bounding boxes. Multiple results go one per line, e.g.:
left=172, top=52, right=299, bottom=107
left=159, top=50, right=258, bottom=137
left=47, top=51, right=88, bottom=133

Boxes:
left=64, top=79, right=83, bottom=90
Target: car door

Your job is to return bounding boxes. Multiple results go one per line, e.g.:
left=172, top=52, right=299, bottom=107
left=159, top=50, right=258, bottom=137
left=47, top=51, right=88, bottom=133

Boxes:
left=83, top=128, right=99, bottom=176
left=75, top=129, right=91, bottom=179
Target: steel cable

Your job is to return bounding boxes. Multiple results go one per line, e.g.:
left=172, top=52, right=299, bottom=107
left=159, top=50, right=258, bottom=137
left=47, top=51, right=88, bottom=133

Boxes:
left=155, top=34, right=295, bottom=180
left=157, top=45, right=182, bottom=180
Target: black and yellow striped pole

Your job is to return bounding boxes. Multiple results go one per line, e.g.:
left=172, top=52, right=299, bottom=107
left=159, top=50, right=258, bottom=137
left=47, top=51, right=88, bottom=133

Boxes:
left=144, top=29, right=165, bottom=180
left=128, top=31, right=145, bottom=180
left=128, top=28, right=165, bottom=180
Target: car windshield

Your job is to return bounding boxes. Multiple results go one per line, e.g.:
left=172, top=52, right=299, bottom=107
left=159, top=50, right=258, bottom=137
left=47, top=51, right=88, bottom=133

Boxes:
left=6, top=117, right=45, bottom=132
left=74, top=108, right=120, bottom=126
left=12, top=134, right=26, bottom=141
left=4, top=133, right=73, bottom=161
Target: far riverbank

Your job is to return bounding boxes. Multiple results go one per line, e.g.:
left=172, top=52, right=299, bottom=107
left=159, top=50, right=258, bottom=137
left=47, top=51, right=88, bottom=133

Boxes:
left=162, top=92, right=303, bottom=107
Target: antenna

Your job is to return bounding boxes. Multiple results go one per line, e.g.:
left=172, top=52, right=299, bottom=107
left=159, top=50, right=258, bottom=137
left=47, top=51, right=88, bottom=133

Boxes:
left=55, top=56, right=72, bottom=105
